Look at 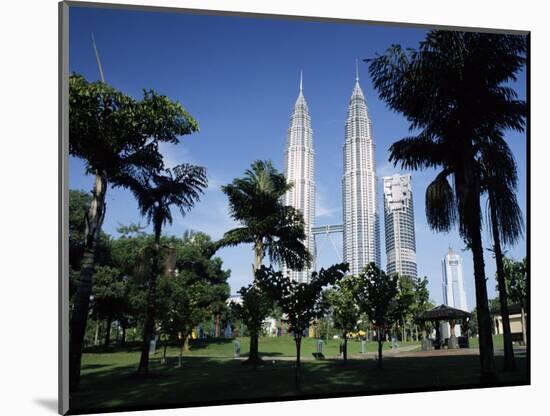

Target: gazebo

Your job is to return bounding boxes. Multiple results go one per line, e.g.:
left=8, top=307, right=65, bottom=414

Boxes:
left=417, top=305, right=471, bottom=350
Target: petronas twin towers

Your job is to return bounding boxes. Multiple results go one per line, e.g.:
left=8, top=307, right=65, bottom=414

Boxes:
left=283, top=68, right=380, bottom=282
left=282, top=73, right=316, bottom=283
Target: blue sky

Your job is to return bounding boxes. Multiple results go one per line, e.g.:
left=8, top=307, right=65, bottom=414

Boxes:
left=69, top=6, right=527, bottom=308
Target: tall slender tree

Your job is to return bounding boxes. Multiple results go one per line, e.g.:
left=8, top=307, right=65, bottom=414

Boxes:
left=123, top=164, right=207, bottom=375
left=480, top=139, right=524, bottom=370
left=368, top=31, right=526, bottom=380
left=68, top=74, right=199, bottom=390
left=214, top=160, right=312, bottom=363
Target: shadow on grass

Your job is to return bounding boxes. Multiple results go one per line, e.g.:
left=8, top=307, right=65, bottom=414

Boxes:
left=243, top=352, right=283, bottom=357
left=71, top=353, right=528, bottom=413
left=81, top=364, right=111, bottom=370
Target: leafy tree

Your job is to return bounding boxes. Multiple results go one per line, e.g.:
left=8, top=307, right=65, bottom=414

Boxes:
left=391, top=275, right=416, bottom=342
left=69, top=73, right=199, bottom=391
left=322, top=275, right=360, bottom=362
left=230, top=284, right=274, bottom=363
left=90, top=266, right=127, bottom=346
left=123, top=165, right=208, bottom=375
left=503, top=257, right=528, bottom=344
left=157, top=232, right=231, bottom=365
left=367, top=31, right=526, bottom=380
left=214, top=160, right=312, bottom=362
left=257, top=263, right=348, bottom=388
left=411, top=276, right=431, bottom=340
left=354, top=263, right=399, bottom=369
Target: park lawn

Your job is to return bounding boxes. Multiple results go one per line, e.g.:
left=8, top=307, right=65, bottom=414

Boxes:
left=468, top=335, right=509, bottom=349
left=178, top=336, right=419, bottom=357
left=71, top=336, right=527, bottom=413
left=72, top=348, right=527, bottom=413
left=83, top=336, right=420, bottom=360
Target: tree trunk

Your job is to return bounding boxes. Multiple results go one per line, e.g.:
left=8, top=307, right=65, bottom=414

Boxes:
left=94, top=321, right=100, bottom=346
left=247, top=330, right=260, bottom=364
left=179, top=339, right=184, bottom=368
left=246, top=240, right=263, bottom=365
left=520, top=305, right=527, bottom=346
left=377, top=330, right=383, bottom=369
left=121, top=325, right=126, bottom=347
left=489, top=190, right=516, bottom=371
left=182, top=331, right=190, bottom=352
left=69, top=171, right=107, bottom=392
left=295, top=336, right=302, bottom=389
left=162, top=337, right=168, bottom=365
left=343, top=332, right=348, bottom=362
left=460, top=159, right=496, bottom=382
left=104, top=314, right=112, bottom=347
left=137, top=229, right=162, bottom=376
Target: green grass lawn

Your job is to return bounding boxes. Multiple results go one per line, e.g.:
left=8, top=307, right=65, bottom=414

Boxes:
left=468, top=334, right=509, bottom=349
left=83, top=336, right=419, bottom=360
left=71, top=335, right=528, bottom=413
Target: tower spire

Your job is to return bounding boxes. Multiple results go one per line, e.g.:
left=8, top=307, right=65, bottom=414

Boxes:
left=299, top=69, right=303, bottom=92
left=355, top=59, right=359, bottom=82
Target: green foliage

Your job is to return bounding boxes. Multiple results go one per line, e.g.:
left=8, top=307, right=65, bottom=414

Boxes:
left=391, top=275, right=416, bottom=324
left=257, top=263, right=348, bottom=338
left=503, top=257, right=527, bottom=307
left=411, top=276, right=431, bottom=319
left=217, top=160, right=312, bottom=271
left=354, top=263, right=399, bottom=333
left=91, top=266, right=127, bottom=321
left=157, top=232, right=231, bottom=342
left=322, top=275, right=361, bottom=336
left=69, top=73, right=198, bottom=180
left=123, top=164, right=208, bottom=238
left=231, top=285, right=273, bottom=338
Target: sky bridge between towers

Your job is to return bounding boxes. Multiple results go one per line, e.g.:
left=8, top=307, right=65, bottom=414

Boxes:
left=312, top=224, right=344, bottom=265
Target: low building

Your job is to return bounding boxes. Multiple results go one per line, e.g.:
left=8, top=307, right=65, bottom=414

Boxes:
left=492, top=303, right=527, bottom=343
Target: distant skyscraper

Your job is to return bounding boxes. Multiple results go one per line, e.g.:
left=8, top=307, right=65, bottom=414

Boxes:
left=283, top=72, right=315, bottom=283
left=383, top=174, right=417, bottom=277
left=342, top=65, right=381, bottom=275
left=442, top=248, right=468, bottom=311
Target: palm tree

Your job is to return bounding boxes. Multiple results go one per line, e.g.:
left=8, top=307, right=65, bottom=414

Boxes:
left=124, top=164, right=207, bottom=375
left=479, top=138, right=524, bottom=370
left=368, top=31, right=526, bottom=380
left=215, top=160, right=312, bottom=362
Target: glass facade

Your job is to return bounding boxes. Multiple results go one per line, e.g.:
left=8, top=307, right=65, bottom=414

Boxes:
left=383, top=174, right=417, bottom=277
left=282, top=74, right=315, bottom=283
left=342, top=77, right=381, bottom=275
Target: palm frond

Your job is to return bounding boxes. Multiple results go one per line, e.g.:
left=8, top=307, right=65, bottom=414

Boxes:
left=425, top=170, right=457, bottom=232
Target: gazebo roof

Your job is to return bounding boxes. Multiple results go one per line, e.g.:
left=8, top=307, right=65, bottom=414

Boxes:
left=417, top=304, right=471, bottom=321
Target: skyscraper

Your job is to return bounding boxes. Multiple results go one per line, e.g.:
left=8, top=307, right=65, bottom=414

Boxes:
left=342, top=65, right=381, bottom=275
left=383, top=174, right=417, bottom=277
left=283, top=72, right=315, bottom=283
left=442, top=248, right=468, bottom=311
